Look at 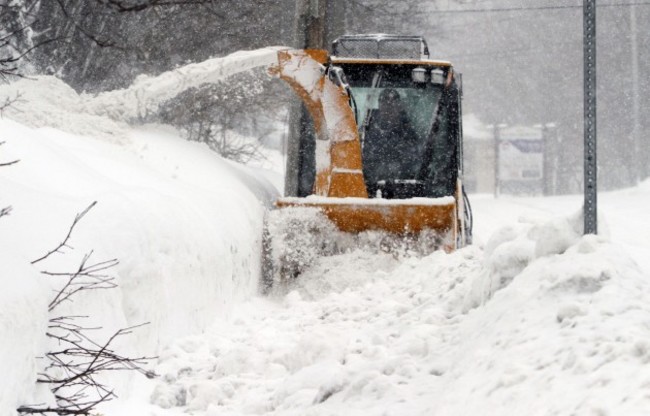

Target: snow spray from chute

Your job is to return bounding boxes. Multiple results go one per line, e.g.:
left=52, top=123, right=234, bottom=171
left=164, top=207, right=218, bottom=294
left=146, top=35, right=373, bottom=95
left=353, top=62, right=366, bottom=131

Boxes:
left=85, top=47, right=290, bottom=121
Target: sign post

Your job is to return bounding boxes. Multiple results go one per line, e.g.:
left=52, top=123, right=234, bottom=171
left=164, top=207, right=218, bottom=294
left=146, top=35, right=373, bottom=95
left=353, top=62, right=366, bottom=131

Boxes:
left=493, top=124, right=500, bottom=198
left=583, top=0, right=597, bottom=234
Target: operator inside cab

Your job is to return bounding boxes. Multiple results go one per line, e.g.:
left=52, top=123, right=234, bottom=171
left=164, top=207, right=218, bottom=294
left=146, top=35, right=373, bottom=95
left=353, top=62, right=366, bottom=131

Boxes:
left=362, top=88, right=419, bottom=197
left=289, top=35, right=461, bottom=200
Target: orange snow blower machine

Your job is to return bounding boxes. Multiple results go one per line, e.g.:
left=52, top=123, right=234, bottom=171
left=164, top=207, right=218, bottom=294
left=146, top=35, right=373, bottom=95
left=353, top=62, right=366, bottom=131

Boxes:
left=263, top=34, right=472, bottom=289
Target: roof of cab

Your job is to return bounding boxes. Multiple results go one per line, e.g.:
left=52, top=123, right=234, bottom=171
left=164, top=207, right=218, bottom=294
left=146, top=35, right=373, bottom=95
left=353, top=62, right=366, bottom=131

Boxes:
left=330, top=57, right=452, bottom=67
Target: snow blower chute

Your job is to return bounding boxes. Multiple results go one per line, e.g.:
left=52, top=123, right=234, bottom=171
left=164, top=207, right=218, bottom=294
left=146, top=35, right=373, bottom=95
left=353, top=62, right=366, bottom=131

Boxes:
left=264, top=35, right=472, bottom=289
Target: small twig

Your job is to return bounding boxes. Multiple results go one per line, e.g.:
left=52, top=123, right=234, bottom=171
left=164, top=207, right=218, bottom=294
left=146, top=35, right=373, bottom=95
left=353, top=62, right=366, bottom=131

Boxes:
left=45, top=252, right=119, bottom=312
left=32, top=201, right=98, bottom=264
left=0, top=205, right=11, bottom=219
left=52, top=0, right=119, bottom=49
left=0, top=92, right=23, bottom=116
left=0, top=138, right=20, bottom=166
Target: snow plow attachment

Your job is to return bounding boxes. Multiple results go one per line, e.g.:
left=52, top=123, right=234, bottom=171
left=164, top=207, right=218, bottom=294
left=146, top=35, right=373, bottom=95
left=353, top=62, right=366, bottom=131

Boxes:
left=263, top=35, right=471, bottom=289
left=276, top=196, right=457, bottom=246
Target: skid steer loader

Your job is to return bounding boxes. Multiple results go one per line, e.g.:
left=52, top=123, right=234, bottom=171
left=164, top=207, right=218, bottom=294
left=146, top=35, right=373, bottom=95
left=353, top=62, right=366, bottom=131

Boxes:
left=263, top=34, right=472, bottom=289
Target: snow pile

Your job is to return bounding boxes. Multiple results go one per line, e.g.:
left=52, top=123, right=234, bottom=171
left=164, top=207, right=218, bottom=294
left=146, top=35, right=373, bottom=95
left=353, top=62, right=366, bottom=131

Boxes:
left=437, top=220, right=650, bottom=415
left=0, top=74, right=280, bottom=415
left=145, top=247, right=483, bottom=415
left=143, top=211, right=650, bottom=415
left=465, top=210, right=588, bottom=308
left=0, top=245, right=49, bottom=413
left=1, top=114, right=277, bottom=349
left=0, top=76, right=130, bottom=141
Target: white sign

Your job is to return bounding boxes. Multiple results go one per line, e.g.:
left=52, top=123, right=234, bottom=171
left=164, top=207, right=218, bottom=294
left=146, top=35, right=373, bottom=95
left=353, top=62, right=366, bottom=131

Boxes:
left=498, top=126, right=543, bottom=182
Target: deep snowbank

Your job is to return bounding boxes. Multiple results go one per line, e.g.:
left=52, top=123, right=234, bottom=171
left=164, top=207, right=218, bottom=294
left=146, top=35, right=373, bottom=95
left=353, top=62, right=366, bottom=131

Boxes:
left=449, top=213, right=650, bottom=415
left=0, top=245, right=49, bottom=413
left=0, top=75, right=279, bottom=414
left=144, top=211, right=650, bottom=415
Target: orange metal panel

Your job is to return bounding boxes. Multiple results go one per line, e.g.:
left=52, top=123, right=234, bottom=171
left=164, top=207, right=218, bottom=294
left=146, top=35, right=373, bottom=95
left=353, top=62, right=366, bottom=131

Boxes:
left=276, top=198, right=457, bottom=235
left=269, top=49, right=367, bottom=198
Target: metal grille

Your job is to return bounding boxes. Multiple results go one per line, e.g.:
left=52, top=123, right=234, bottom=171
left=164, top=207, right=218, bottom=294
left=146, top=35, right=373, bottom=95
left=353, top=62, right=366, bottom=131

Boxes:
left=380, top=40, right=421, bottom=59
left=334, top=38, right=422, bottom=60
left=335, top=39, right=379, bottom=58
left=583, top=0, right=597, bottom=235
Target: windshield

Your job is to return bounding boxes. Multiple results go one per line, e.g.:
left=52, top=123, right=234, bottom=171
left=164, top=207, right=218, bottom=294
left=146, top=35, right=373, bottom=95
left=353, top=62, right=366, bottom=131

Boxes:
left=353, top=85, right=441, bottom=146
left=344, top=67, right=450, bottom=198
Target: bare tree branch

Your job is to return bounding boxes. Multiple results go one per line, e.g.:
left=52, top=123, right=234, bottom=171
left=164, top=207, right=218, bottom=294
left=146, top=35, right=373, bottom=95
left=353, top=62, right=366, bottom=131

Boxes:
left=19, top=202, right=156, bottom=415
left=43, top=252, right=119, bottom=312
left=0, top=93, right=23, bottom=117
left=0, top=1, right=41, bottom=80
left=31, top=201, right=98, bottom=265
left=98, top=0, right=222, bottom=13
left=53, top=0, right=119, bottom=49
left=0, top=140, right=17, bottom=221
left=0, top=159, right=19, bottom=166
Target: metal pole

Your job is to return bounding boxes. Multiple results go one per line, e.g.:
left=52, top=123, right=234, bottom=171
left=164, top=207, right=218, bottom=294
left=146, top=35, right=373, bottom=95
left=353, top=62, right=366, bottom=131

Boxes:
left=542, top=124, right=549, bottom=196
left=493, top=124, right=500, bottom=198
left=630, top=3, right=640, bottom=184
left=583, top=0, right=597, bottom=234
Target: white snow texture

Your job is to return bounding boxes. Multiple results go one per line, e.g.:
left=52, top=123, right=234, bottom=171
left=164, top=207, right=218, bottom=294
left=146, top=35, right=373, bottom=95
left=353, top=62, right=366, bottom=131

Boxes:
left=1, top=48, right=650, bottom=416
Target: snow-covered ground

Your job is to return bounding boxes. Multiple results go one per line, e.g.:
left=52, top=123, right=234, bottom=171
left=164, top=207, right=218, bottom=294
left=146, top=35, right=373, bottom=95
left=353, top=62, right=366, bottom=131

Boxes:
left=2, top=48, right=650, bottom=415
left=121, top=193, right=650, bottom=416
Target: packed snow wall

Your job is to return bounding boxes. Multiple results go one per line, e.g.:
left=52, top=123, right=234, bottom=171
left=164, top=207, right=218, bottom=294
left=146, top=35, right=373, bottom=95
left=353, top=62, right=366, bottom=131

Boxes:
left=0, top=47, right=286, bottom=414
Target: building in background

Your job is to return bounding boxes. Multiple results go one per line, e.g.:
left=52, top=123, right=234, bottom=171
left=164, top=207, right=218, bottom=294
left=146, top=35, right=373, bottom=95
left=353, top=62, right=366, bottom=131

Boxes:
left=464, top=116, right=565, bottom=196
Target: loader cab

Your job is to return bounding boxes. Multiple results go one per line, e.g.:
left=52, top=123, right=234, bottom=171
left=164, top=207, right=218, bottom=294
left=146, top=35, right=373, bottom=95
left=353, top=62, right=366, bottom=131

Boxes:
left=290, top=34, right=463, bottom=201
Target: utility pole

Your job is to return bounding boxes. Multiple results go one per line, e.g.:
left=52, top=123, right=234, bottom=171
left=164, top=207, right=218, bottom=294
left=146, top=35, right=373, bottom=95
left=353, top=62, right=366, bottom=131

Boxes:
left=285, top=0, right=326, bottom=196
left=541, top=123, right=558, bottom=196
left=489, top=123, right=506, bottom=198
left=286, top=0, right=344, bottom=196
left=294, top=0, right=327, bottom=49
left=583, top=0, right=597, bottom=235
left=494, top=125, right=500, bottom=198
